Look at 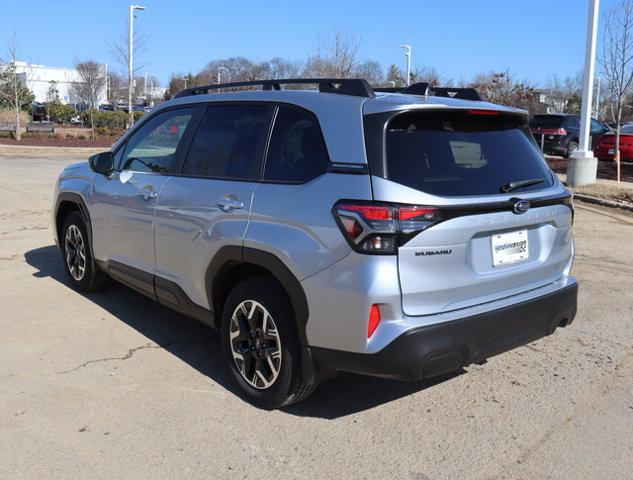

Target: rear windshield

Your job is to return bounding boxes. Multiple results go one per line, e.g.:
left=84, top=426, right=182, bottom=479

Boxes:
left=384, top=110, right=553, bottom=197
left=528, top=115, right=566, bottom=128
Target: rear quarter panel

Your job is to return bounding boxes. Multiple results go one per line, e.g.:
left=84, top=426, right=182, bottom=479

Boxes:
left=244, top=173, right=373, bottom=281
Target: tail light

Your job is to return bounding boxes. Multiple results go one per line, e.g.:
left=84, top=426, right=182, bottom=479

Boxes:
left=333, top=200, right=441, bottom=254
left=530, top=127, right=567, bottom=135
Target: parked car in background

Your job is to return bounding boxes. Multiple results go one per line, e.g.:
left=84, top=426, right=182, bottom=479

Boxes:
left=594, top=124, right=633, bottom=161
left=31, top=102, right=47, bottom=122
left=99, top=104, right=117, bottom=111
left=529, top=114, right=609, bottom=158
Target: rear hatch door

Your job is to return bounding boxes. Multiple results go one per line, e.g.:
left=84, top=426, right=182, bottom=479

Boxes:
left=367, top=108, right=574, bottom=316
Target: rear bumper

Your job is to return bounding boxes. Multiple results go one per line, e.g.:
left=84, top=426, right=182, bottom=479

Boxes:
left=312, top=282, right=578, bottom=381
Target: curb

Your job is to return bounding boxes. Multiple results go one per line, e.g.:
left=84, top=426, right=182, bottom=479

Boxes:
left=573, top=193, right=633, bottom=213
left=0, top=144, right=106, bottom=158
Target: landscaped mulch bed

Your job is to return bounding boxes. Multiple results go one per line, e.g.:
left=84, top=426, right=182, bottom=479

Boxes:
left=572, top=183, right=633, bottom=204
left=0, top=137, right=114, bottom=148
left=547, top=156, right=633, bottom=183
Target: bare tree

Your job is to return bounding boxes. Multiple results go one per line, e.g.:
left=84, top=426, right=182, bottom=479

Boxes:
left=469, top=70, right=537, bottom=110
left=544, top=73, right=583, bottom=114
left=110, top=21, right=147, bottom=126
left=0, top=33, right=34, bottom=141
left=354, top=60, right=384, bottom=86
left=304, top=28, right=360, bottom=77
left=600, top=0, right=633, bottom=186
left=110, top=21, right=148, bottom=74
left=410, top=65, right=451, bottom=87
left=268, top=57, right=302, bottom=79
left=71, top=60, right=106, bottom=108
left=71, top=60, right=106, bottom=139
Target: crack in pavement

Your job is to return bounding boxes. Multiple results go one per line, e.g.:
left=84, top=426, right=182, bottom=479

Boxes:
left=45, top=340, right=201, bottom=375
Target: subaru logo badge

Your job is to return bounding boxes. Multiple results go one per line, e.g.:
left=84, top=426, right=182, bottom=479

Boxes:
left=513, top=200, right=531, bottom=214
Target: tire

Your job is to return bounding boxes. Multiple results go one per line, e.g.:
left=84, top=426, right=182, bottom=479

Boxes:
left=61, top=211, right=110, bottom=292
left=221, top=276, right=315, bottom=409
left=566, top=140, right=578, bottom=158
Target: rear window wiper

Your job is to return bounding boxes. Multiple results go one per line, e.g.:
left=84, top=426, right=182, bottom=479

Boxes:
left=500, top=178, right=546, bottom=193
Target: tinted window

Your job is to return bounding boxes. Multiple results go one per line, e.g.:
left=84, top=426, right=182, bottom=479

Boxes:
left=566, top=116, right=580, bottom=128
left=264, top=106, right=329, bottom=183
left=120, top=108, right=195, bottom=173
left=529, top=115, right=565, bottom=129
left=590, top=118, right=606, bottom=133
left=182, top=105, right=271, bottom=180
left=384, top=111, right=553, bottom=197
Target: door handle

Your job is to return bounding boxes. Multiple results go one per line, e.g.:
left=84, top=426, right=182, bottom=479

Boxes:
left=139, top=189, right=158, bottom=201
left=217, top=196, right=244, bottom=212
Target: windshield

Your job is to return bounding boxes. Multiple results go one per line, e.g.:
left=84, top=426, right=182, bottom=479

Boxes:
left=384, top=110, right=553, bottom=197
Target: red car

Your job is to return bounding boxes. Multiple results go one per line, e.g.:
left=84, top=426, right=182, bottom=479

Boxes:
left=595, top=125, right=633, bottom=161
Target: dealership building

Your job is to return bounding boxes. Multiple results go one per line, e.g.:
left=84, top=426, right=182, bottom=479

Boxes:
left=9, top=61, right=107, bottom=105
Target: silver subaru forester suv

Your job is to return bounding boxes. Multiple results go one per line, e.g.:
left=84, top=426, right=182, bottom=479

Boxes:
left=52, top=79, right=578, bottom=408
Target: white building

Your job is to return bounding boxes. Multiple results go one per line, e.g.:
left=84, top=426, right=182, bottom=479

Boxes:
left=9, top=61, right=106, bottom=105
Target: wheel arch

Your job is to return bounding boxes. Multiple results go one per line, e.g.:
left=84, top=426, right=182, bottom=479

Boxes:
left=54, top=192, right=94, bottom=257
left=206, top=246, right=310, bottom=346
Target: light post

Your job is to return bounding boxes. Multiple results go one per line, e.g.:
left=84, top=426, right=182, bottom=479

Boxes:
left=594, top=76, right=601, bottom=119
left=217, top=66, right=229, bottom=84
left=568, top=0, right=600, bottom=187
left=400, top=44, right=412, bottom=86
left=128, top=4, right=146, bottom=127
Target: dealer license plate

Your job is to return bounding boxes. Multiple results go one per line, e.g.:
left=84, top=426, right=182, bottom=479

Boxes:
left=491, top=229, right=529, bottom=267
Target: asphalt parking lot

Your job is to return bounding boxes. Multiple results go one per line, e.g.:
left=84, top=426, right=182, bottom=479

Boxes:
left=1, top=156, right=632, bottom=480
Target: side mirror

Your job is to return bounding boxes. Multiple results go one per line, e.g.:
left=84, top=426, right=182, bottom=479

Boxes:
left=89, top=151, right=114, bottom=175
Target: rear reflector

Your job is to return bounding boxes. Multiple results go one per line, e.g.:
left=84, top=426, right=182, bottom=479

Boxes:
left=367, top=304, right=381, bottom=338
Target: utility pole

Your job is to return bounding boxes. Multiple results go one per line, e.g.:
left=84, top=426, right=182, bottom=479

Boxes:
left=568, top=0, right=600, bottom=186
left=128, top=4, right=146, bottom=128
left=400, top=44, right=412, bottom=86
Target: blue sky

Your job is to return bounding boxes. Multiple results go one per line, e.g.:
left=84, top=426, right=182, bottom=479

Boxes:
left=0, top=0, right=619, bottom=86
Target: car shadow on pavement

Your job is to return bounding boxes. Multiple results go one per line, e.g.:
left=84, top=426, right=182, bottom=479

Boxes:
left=25, top=244, right=461, bottom=419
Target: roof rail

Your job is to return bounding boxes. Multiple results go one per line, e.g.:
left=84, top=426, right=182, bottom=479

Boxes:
left=374, top=82, right=482, bottom=101
left=174, top=78, right=375, bottom=99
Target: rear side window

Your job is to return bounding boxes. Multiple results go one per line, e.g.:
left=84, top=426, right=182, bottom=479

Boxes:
left=182, top=105, right=271, bottom=180
left=384, top=110, right=553, bottom=196
left=264, top=106, right=329, bottom=183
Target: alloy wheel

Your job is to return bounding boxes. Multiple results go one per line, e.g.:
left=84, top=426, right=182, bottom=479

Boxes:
left=64, top=224, right=86, bottom=281
left=229, top=300, right=282, bottom=389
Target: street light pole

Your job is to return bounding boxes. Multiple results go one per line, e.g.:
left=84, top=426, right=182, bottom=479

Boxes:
left=217, top=66, right=228, bottom=84
left=128, top=4, right=146, bottom=128
left=594, top=76, right=601, bottom=119
left=568, top=0, right=600, bottom=187
left=400, top=44, right=412, bottom=86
